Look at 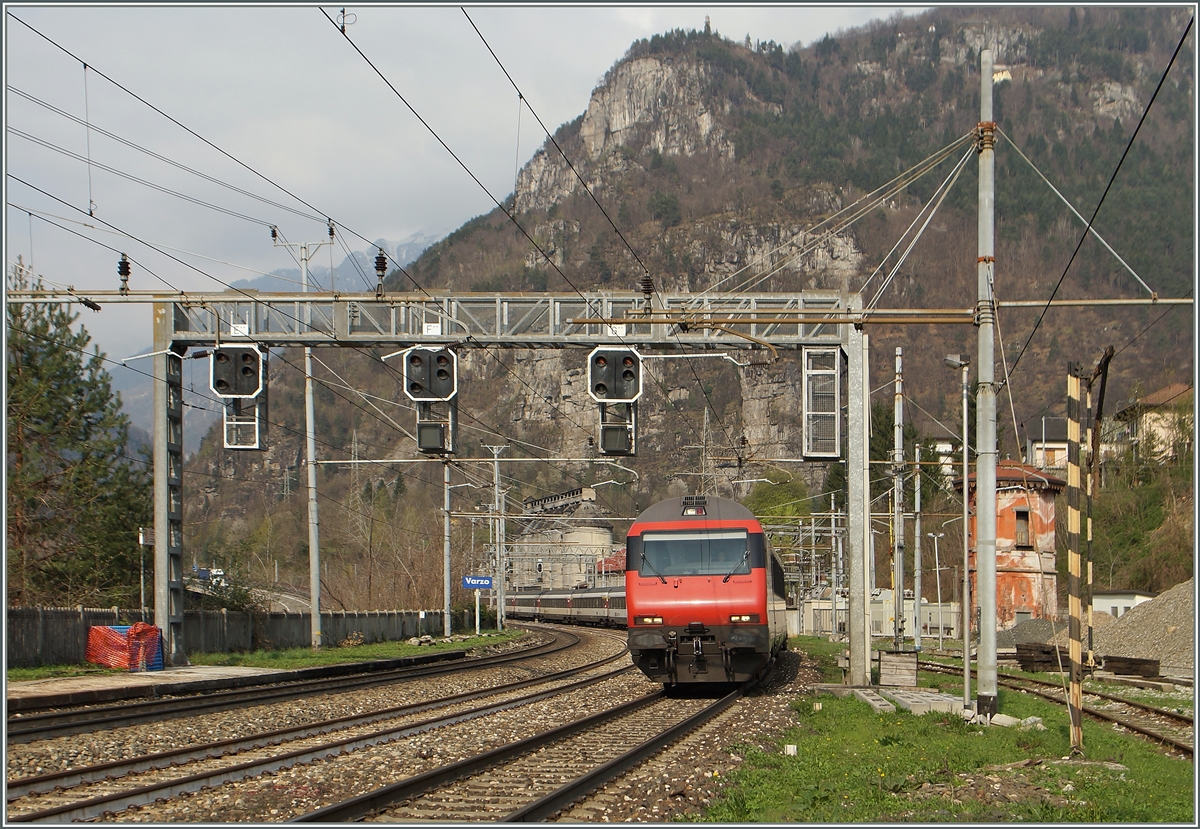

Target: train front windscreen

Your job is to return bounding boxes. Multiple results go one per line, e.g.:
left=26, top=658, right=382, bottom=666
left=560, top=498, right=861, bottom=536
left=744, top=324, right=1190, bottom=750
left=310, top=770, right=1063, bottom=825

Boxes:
left=637, top=530, right=751, bottom=578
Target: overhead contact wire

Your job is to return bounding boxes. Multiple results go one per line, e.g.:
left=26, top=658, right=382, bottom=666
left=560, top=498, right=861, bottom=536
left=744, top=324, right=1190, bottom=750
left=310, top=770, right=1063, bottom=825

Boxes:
left=322, top=9, right=716, bottom=464
left=1003, top=15, right=1193, bottom=389
left=461, top=7, right=655, bottom=281
left=7, top=12, right=428, bottom=296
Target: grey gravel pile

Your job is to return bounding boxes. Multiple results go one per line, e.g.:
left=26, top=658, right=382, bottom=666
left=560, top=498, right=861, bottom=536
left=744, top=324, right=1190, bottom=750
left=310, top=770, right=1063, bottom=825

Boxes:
left=997, top=618, right=1067, bottom=648
left=998, top=613, right=1115, bottom=649
left=1052, top=578, right=1194, bottom=677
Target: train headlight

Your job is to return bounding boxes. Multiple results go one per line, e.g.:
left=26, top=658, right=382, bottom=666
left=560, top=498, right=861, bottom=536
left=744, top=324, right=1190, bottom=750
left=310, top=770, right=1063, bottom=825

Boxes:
left=634, top=616, right=664, bottom=625
left=729, top=614, right=760, bottom=623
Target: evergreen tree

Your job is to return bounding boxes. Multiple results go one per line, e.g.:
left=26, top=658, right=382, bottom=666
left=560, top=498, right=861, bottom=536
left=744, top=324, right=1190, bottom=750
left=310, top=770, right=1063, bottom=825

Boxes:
left=743, top=473, right=810, bottom=517
left=6, top=262, right=151, bottom=607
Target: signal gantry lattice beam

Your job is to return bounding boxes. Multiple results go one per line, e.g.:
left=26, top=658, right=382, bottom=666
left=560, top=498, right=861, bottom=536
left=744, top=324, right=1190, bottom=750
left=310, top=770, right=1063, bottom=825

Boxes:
left=10, top=288, right=870, bottom=673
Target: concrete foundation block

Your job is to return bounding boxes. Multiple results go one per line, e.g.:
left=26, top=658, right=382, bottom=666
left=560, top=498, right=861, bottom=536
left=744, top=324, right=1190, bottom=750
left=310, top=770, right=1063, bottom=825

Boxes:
left=852, top=688, right=897, bottom=713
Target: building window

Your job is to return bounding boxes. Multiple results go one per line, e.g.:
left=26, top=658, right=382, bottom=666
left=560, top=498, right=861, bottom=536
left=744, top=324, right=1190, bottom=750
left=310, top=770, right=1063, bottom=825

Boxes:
left=1015, top=509, right=1031, bottom=549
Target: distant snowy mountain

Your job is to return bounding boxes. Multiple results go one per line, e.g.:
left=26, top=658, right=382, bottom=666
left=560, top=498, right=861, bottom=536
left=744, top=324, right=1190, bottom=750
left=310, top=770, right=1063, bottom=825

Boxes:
left=229, top=232, right=442, bottom=293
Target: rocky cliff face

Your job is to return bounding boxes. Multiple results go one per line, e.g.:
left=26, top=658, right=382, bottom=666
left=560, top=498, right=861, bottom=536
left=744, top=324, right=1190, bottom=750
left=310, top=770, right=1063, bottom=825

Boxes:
left=517, top=56, right=745, bottom=214
left=503, top=52, right=865, bottom=470
left=579, top=56, right=735, bottom=162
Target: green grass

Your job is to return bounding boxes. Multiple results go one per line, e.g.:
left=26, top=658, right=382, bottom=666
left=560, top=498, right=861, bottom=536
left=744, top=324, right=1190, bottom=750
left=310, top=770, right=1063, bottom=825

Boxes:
left=691, top=636, right=1194, bottom=823
left=7, top=664, right=127, bottom=682
left=7, top=631, right=524, bottom=681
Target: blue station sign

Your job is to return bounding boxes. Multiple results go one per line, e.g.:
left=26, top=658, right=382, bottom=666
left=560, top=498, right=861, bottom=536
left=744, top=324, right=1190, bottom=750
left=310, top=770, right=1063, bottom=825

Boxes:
left=462, top=575, right=494, bottom=590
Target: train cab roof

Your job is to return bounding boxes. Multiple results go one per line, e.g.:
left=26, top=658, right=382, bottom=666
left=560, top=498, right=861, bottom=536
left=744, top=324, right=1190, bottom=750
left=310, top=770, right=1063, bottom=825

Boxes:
left=631, top=495, right=755, bottom=524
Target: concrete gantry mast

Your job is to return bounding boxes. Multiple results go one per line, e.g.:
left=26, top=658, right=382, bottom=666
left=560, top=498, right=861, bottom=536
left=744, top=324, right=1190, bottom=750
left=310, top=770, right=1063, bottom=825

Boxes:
left=975, top=48, right=1000, bottom=717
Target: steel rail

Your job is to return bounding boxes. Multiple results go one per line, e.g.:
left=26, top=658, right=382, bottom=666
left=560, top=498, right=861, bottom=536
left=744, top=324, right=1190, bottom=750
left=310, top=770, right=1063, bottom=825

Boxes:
left=6, top=640, right=630, bottom=801
left=1007, top=680, right=1192, bottom=757
left=6, top=629, right=568, bottom=742
left=8, top=659, right=634, bottom=823
left=918, top=660, right=1193, bottom=755
left=919, top=660, right=1193, bottom=726
left=501, top=684, right=747, bottom=822
left=290, top=691, right=668, bottom=822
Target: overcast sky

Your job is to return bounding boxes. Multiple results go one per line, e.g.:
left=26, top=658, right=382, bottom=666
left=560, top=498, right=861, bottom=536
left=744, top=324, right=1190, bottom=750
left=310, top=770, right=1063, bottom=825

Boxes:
left=5, top=4, right=921, bottom=364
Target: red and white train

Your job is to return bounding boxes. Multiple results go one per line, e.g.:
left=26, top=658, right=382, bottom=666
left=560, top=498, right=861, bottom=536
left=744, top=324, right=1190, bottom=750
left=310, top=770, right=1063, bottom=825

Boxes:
left=506, top=494, right=788, bottom=685
left=625, top=494, right=788, bottom=684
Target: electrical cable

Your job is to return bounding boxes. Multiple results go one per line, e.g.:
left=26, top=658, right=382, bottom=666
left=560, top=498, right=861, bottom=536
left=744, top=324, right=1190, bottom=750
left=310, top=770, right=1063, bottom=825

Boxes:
left=333, top=230, right=376, bottom=291
left=709, top=133, right=976, bottom=297
left=863, top=145, right=975, bottom=313
left=459, top=9, right=777, bottom=469
left=358, top=345, right=631, bottom=514
left=9, top=205, right=183, bottom=292
left=8, top=261, right=392, bottom=466
left=7, top=202, right=322, bottom=287
left=4, top=320, right=391, bottom=463
left=82, top=62, right=95, bottom=215
left=461, top=8, right=942, bottom=471
left=317, top=1, right=706, bottom=467
left=7, top=12, right=430, bottom=296
left=318, top=8, right=604, bottom=316
left=7, top=320, right=517, bottom=536
left=272, top=226, right=327, bottom=291
left=7, top=179, right=421, bottom=433
left=993, top=303, right=1027, bottom=459
left=7, top=174, right=316, bottom=333
left=9, top=127, right=277, bottom=226
left=15, top=9, right=718, bottom=482
left=997, top=125, right=1154, bottom=298
left=1002, top=15, right=1193, bottom=390
left=7, top=83, right=328, bottom=224
left=460, top=8, right=655, bottom=282
left=902, top=393, right=966, bottom=445
left=309, top=352, right=415, bottom=441
left=1115, top=287, right=1193, bottom=358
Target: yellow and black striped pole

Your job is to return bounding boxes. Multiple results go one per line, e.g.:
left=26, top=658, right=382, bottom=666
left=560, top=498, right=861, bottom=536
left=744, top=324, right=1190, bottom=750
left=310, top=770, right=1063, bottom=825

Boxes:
left=1067, top=364, right=1084, bottom=754
left=1085, top=381, right=1095, bottom=670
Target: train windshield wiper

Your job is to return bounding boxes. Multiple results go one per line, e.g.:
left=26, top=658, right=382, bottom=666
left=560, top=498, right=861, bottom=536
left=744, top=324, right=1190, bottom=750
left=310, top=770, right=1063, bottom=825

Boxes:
left=722, top=549, right=750, bottom=583
left=641, top=554, right=667, bottom=584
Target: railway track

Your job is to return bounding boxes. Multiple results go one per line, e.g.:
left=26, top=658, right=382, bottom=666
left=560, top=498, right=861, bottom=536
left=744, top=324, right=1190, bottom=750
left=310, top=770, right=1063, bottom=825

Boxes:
left=919, top=660, right=1193, bottom=757
left=7, top=628, right=630, bottom=823
left=294, top=684, right=748, bottom=822
left=6, top=627, right=568, bottom=743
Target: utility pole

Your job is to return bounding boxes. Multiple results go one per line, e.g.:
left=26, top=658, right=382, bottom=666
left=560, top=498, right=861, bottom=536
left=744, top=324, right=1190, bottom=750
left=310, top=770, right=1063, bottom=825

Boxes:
left=975, top=48, right=1000, bottom=717
left=831, top=493, right=841, bottom=638
left=483, top=443, right=508, bottom=628
left=443, top=461, right=452, bottom=637
left=1086, top=346, right=1115, bottom=666
left=914, top=444, right=922, bottom=652
left=274, top=226, right=334, bottom=649
left=847, top=319, right=872, bottom=686
left=892, top=347, right=905, bottom=651
left=945, top=353, right=972, bottom=708
left=1067, top=364, right=1085, bottom=753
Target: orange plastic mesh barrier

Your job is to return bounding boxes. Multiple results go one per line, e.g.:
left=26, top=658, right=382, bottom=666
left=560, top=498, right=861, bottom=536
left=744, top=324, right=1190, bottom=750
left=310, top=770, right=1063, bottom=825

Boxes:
left=85, top=622, right=164, bottom=671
